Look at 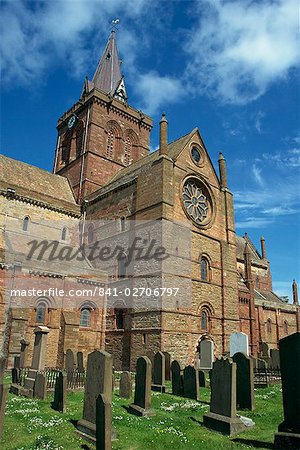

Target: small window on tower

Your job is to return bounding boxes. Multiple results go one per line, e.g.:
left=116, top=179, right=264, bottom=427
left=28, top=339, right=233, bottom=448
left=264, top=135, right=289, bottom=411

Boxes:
left=22, top=216, right=30, bottom=231
left=267, top=319, right=272, bottom=335
left=124, top=137, right=132, bottom=166
left=200, top=257, right=209, bottom=281
left=106, top=129, right=114, bottom=158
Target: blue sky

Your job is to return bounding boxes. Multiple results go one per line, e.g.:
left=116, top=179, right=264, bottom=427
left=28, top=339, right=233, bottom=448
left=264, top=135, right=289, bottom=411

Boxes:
left=1, top=0, right=299, bottom=300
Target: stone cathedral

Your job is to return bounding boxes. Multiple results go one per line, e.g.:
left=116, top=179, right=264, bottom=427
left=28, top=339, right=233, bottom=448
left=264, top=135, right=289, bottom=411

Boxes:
left=0, top=31, right=299, bottom=370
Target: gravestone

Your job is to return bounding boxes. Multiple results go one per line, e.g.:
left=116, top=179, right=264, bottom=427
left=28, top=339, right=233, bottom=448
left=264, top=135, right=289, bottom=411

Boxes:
left=152, top=351, right=166, bottom=392
left=183, top=365, right=200, bottom=401
left=163, top=352, right=171, bottom=381
left=77, top=351, right=84, bottom=373
left=77, top=350, right=113, bottom=443
left=24, top=326, right=50, bottom=394
left=34, top=372, right=47, bottom=400
left=0, top=383, right=7, bottom=437
left=20, top=339, right=30, bottom=368
left=52, top=371, right=67, bottom=413
left=270, top=349, right=280, bottom=370
left=119, top=371, right=132, bottom=399
left=129, top=356, right=155, bottom=417
left=96, top=393, right=112, bottom=450
left=65, top=349, right=75, bottom=383
left=233, top=352, right=255, bottom=410
left=203, top=357, right=246, bottom=436
left=274, top=332, right=300, bottom=449
left=261, top=342, right=269, bottom=358
left=11, top=368, right=20, bottom=384
left=230, top=332, right=249, bottom=357
left=199, top=370, right=206, bottom=388
left=171, top=360, right=183, bottom=396
left=199, top=340, right=214, bottom=369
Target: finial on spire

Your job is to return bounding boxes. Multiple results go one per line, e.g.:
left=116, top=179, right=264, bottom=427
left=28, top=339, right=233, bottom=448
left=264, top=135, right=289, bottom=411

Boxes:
left=159, top=113, right=168, bottom=155
left=293, top=279, right=299, bottom=305
left=218, top=151, right=228, bottom=188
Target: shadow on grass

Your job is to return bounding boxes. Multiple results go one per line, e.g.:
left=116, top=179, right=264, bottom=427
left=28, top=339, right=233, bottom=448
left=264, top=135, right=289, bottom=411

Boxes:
left=191, top=416, right=204, bottom=426
left=69, top=418, right=78, bottom=428
left=232, top=438, right=273, bottom=449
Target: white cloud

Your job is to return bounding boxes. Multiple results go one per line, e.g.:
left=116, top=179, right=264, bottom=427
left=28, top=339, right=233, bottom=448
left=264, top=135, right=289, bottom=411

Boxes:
left=184, top=0, right=300, bottom=104
left=135, top=72, right=183, bottom=115
left=252, top=164, right=264, bottom=186
left=273, top=281, right=293, bottom=301
left=235, top=217, right=273, bottom=229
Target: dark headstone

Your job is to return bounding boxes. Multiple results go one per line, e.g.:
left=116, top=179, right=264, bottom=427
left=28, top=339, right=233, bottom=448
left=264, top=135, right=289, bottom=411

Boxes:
left=203, top=357, right=246, bottom=436
left=152, top=351, right=166, bottom=392
left=183, top=365, right=200, bottom=401
left=11, top=368, right=20, bottom=384
left=77, top=350, right=113, bottom=443
left=199, top=340, right=214, bottom=369
left=163, top=352, right=171, bottom=381
left=261, top=342, right=269, bottom=358
left=20, top=339, right=30, bottom=368
left=119, top=371, right=132, bottom=399
left=13, top=356, right=20, bottom=369
left=52, top=371, right=67, bottom=413
left=171, top=360, right=183, bottom=396
left=24, top=326, right=50, bottom=393
left=65, top=349, right=75, bottom=382
left=96, top=394, right=112, bottom=450
left=270, top=349, right=280, bottom=370
left=199, top=370, right=206, bottom=388
left=34, top=372, right=47, bottom=400
left=233, top=352, right=255, bottom=410
left=0, top=384, right=7, bottom=436
left=77, top=351, right=84, bottom=373
left=129, top=356, right=155, bottom=417
left=274, top=332, right=300, bottom=448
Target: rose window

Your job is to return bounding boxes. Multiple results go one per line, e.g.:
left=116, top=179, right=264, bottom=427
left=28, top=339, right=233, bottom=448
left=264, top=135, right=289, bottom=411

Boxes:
left=183, top=179, right=209, bottom=224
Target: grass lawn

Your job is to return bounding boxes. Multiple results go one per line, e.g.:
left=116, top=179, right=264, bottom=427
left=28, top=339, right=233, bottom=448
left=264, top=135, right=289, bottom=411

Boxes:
left=1, top=375, right=282, bottom=450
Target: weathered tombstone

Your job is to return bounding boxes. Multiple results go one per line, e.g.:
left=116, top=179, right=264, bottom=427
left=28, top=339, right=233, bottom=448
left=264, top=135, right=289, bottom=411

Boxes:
left=183, top=365, right=200, bottom=401
left=77, top=350, right=113, bottom=443
left=233, top=352, right=255, bottom=410
left=96, top=393, right=112, bottom=450
left=199, top=370, right=206, bottom=388
left=20, top=339, right=30, bottom=368
left=11, top=368, right=20, bottom=384
left=199, top=340, right=214, bottom=369
left=77, top=351, right=84, bottom=373
left=230, top=332, right=249, bottom=357
left=65, top=349, right=75, bottom=383
left=261, top=341, right=269, bottom=358
left=274, top=332, right=300, bottom=449
left=24, top=326, right=50, bottom=393
left=152, top=351, right=166, bottom=392
left=203, top=357, right=246, bottom=436
left=13, top=356, right=20, bottom=369
left=119, top=371, right=132, bottom=399
left=52, top=371, right=67, bottom=413
left=0, top=383, right=7, bottom=437
left=171, top=360, right=183, bottom=396
left=163, top=352, right=171, bottom=381
left=129, top=356, right=155, bottom=417
left=270, top=349, right=280, bottom=370
left=34, top=372, right=47, bottom=400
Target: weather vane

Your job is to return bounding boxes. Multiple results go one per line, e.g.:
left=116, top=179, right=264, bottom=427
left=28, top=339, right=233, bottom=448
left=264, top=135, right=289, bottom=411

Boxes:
left=111, top=18, right=120, bottom=31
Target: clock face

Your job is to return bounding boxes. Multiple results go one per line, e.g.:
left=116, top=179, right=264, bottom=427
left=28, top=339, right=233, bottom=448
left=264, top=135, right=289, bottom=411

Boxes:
left=67, top=115, right=76, bottom=129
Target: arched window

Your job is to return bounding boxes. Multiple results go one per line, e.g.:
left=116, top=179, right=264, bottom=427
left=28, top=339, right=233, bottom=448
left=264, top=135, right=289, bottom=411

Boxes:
left=124, top=137, right=132, bottom=166
left=87, top=225, right=94, bottom=244
left=118, top=253, right=127, bottom=279
left=36, top=301, right=47, bottom=324
left=22, top=216, right=30, bottom=231
left=76, top=121, right=84, bottom=158
left=267, top=319, right=272, bottom=335
left=80, top=308, right=91, bottom=327
left=115, top=308, right=126, bottom=329
left=61, top=227, right=67, bottom=241
left=120, top=216, right=126, bottom=232
left=201, top=309, right=208, bottom=331
left=61, top=130, right=72, bottom=163
left=200, top=257, right=209, bottom=281
left=283, top=321, right=288, bottom=335
left=106, top=129, right=115, bottom=158
left=256, top=277, right=259, bottom=288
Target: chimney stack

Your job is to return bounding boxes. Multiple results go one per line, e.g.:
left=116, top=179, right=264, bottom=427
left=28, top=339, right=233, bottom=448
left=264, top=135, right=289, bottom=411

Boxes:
left=218, top=152, right=228, bottom=188
left=293, top=279, right=299, bottom=305
left=260, top=236, right=266, bottom=259
left=159, top=113, right=168, bottom=155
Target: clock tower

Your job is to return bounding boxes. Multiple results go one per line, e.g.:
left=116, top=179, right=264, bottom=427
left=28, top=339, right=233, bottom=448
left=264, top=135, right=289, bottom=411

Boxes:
left=53, top=30, right=152, bottom=203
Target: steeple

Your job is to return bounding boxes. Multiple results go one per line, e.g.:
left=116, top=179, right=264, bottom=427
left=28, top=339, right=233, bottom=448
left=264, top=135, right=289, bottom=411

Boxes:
left=92, top=30, right=127, bottom=102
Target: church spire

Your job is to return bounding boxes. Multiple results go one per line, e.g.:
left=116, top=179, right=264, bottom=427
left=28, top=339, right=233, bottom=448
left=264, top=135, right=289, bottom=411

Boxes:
left=91, top=30, right=127, bottom=102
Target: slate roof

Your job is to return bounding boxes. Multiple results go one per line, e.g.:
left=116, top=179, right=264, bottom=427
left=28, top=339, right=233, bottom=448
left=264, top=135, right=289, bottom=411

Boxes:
left=0, top=155, right=80, bottom=215
left=87, top=130, right=196, bottom=202
left=236, top=234, right=267, bottom=266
